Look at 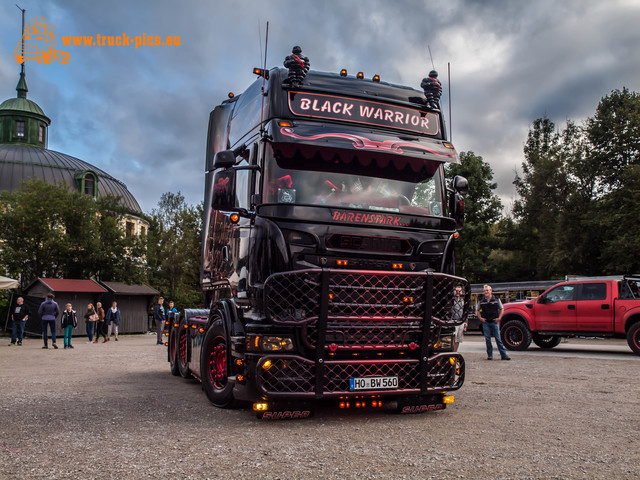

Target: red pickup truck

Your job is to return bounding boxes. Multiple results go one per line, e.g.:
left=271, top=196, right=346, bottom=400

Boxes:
left=499, top=277, right=640, bottom=355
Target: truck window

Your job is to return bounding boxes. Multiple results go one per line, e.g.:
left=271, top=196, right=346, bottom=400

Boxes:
left=541, top=285, right=576, bottom=304
left=578, top=283, right=606, bottom=301
left=263, top=143, right=446, bottom=217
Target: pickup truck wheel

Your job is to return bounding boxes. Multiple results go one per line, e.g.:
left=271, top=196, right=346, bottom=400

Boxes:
left=627, top=323, right=640, bottom=355
left=169, top=328, right=180, bottom=376
left=178, top=323, right=192, bottom=379
left=500, top=320, right=532, bottom=351
left=201, top=319, right=238, bottom=408
left=532, top=334, right=562, bottom=349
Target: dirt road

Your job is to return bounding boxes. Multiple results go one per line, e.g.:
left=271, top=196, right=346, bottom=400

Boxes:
left=1, top=334, right=638, bottom=479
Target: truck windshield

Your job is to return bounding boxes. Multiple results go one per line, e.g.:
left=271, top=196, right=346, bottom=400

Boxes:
left=263, top=143, right=446, bottom=217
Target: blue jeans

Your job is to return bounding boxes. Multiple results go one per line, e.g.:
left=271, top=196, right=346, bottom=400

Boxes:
left=482, top=321, right=508, bottom=358
left=86, top=321, right=95, bottom=342
left=42, top=320, right=57, bottom=346
left=64, top=325, right=74, bottom=346
left=11, top=320, right=26, bottom=344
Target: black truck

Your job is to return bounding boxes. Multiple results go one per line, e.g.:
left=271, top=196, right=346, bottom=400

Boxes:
left=165, top=47, right=470, bottom=418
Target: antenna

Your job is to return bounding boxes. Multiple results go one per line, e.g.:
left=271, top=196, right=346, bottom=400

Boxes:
left=448, top=62, right=452, bottom=142
left=257, top=20, right=262, bottom=67
left=259, top=21, right=269, bottom=135
left=427, top=45, right=435, bottom=70
left=16, top=4, right=25, bottom=74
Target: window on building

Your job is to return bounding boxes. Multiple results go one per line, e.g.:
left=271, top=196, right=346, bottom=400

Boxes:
left=15, top=121, right=25, bottom=138
left=84, top=176, right=95, bottom=196
left=38, top=125, right=45, bottom=143
left=140, top=225, right=147, bottom=236
left=126, top=221, right=135, bottom=237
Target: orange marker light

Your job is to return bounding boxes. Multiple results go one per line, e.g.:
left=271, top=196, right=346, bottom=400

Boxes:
left=372, top=74, right=380, bottom=82
left=392, top=263, right=404, bottom=270
left=278, top=121, right=292, bottom=127
left=337, top=259, right=348, bottom=266
left=340, top=69, right=348, bottom=77
left=356, top=72, right=364, bottom=79
left=228, top=92, right=234, bottom=99
left=230, top=213, right=240, bottom=224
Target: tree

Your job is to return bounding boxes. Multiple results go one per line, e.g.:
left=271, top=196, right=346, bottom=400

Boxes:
left=587, top=87, right=640, bottom=191
left=0, top=179, right=146, bottom=288
left=446, top=151, right=502, bottom=282
left=146, top=192, right=203, bottom=307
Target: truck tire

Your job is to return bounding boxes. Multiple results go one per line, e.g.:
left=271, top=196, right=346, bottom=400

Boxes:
left=177, top=322, right=192, bottom=379
left=532, top=334, right=562, bottom=349
left=201, top=319, right=238, bottom=408
left=169, top=328, right=180, bottom=376
left=627, top=323, right=640, bottom=355
left=500, top=319, right=532, bottom=351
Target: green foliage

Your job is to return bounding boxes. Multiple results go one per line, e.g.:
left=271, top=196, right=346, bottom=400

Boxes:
left=146, top=192, right=203, bottom=308
left=446, top=151, right=502, bottom=282
left=0, top=179, right=146, bottom=288
left=508, top=87, right=640, bottom=280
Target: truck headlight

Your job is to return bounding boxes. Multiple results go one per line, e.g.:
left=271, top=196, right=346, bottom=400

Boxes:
left=433, top=335, right=453, bottom=351
left=248, top=335, right=294, bottom=352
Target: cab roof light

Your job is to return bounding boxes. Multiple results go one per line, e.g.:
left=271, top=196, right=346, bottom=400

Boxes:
left=228, top=92, right=234, bottom=99
left=252, top=67, right=269, bottom=79
left=356, top=72, right=364, bottom=80
left=372, top=74, right=380, bottom=83
left=340, top=69, right=348, bottom=77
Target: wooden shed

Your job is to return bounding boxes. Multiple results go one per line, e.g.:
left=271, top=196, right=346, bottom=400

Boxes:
left=24, top=278, right=108, bottom=337
left=99, top=282, right=160, bottom=334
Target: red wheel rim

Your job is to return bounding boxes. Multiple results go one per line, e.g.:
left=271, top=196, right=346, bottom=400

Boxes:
left=179, top=329, right=188, bottom=366
left=208, top=337, right=227, bottom=390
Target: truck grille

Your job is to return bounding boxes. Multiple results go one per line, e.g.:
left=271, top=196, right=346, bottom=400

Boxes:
left=264, top=269, right=469, bottom=350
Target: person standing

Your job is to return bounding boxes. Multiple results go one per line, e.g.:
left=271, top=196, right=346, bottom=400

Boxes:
left=84, top=303, right=98, bottom=344
left=166, top=301, right=177, bottom=318
left=61, top=303, right=78, bottom=349
left=38, top=293, right=60, bottom=349
left=476, top=285, right=511, bottom=360
left=154, top=297, right=166, bottom=346
left=452, top=285, right=467, bottom=352
left=94, top=302, right=106, bottom=343
left=105, top=301, right=121, bottom=342
left=9, top=297, right=30, bottom=346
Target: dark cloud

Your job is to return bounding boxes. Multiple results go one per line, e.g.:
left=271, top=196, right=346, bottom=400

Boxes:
left=1, top=0, right=639, bottom=214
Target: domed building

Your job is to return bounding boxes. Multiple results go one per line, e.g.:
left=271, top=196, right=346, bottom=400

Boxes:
left=0, top=69, right=147, bottom=236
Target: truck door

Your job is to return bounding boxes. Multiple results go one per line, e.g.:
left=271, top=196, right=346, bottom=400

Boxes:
left=534, top=284, right=577, bottom=331
left=575, top=282, right=611, bottom=332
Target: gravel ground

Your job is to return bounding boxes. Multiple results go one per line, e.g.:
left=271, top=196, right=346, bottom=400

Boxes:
left=1, top=333, right=638, bottom=479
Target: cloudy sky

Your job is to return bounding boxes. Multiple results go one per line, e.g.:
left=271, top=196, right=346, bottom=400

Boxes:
left=1, top=0, right=639, bottom=214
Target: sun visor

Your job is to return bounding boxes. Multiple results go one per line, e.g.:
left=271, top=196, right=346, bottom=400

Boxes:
left=269, top=123, right=459, bottom=174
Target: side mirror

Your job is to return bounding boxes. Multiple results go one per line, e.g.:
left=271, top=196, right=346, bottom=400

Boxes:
left=211, top=169, right=237, bottom=209
left=453, top=175, right=469, bottom=194
left=537, top=296, right=548, bottom=304
left=213, top=150, right=236, bottom=170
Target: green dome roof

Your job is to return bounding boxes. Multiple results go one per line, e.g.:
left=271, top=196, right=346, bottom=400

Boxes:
left=0, top=97, right=49, bottom=119
left=0, top=71, right=50, bottom=124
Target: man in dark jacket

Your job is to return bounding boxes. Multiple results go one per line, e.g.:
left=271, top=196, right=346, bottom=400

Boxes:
left=10, top=297, right=30, bottom=346
left=154, top=297, right=165, bottom=346
left=38, top=293, right=60, bottom=349
left=476, top=285, right=511, bottom=361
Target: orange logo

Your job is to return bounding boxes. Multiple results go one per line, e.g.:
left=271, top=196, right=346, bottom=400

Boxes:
left=14, top=16, right=70, bottom=65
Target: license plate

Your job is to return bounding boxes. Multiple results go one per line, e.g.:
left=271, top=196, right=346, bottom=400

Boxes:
left=349, top=376, right=398, bottom=391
